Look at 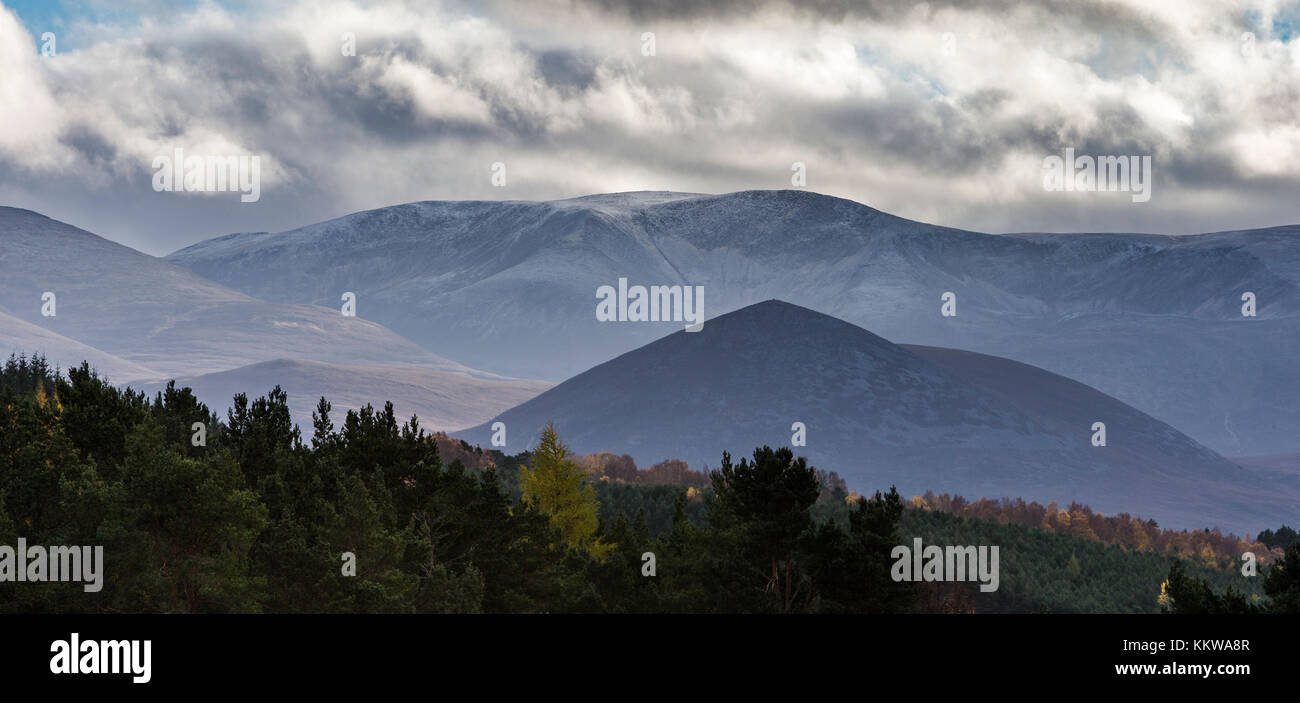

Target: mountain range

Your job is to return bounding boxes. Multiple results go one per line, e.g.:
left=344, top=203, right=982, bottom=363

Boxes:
left=0, top=206, right=543, bottom=430
left=165, top=190, right=1300, bottom=456
left=3, top=193, right=1297, bottom=532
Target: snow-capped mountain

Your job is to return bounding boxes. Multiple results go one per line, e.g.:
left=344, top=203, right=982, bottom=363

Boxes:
left=167, top=190, right=1300, bottom=455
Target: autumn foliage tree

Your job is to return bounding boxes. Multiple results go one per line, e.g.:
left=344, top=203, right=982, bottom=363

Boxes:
left=910, top=491, right=1273, bottom=572
left=520, top=423, right=611, bottom=560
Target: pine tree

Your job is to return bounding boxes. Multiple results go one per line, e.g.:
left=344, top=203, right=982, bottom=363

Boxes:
left=1264, top=542, right=1300, bottom=613
left=519, top=423, right=611, bottom=560
left=708, top=446, right=821, bottom=612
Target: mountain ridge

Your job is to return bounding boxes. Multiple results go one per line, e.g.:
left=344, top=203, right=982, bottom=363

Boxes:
left=164, top=190, right=1300, bottom=455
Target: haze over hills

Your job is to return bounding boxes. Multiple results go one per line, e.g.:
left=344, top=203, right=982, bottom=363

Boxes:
left=457, top=300, right=1295, bottom=535
left=166, top=190, right=1300, bottom=456
left=0, top=206, right=550, bottom=430
left=0, top=206, right=489, bottom=381
left=133, top=359, right=551, bottom=432
left=0, top=310, right=160, bottom=381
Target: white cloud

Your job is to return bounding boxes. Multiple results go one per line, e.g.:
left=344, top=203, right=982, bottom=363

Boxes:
left=0, top=0, right=1298, bottom=254
left=0, top=7, right=74, bottom=170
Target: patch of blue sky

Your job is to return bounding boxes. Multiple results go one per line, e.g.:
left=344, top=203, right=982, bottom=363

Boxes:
left=3, top=0, right=261, bottom=51
left=854, top=44, right=946, bottom=98
left=1272, top=3, right=1298, bottom=42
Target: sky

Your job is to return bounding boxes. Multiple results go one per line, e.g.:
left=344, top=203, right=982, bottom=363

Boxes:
left=1, top=0, right=1299, bottom=255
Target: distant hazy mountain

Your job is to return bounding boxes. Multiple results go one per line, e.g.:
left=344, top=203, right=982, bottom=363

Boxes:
left=0, top=310, right=159, bottom=381
left=0, top=207, right=490, bottom=382
left=166, top=190, right=1300, bottom=456
left=133, top=359, right=551, bottom=432
left=457, top=300, right=1295, bottom=534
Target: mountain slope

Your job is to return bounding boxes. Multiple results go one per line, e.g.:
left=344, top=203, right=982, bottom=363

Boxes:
left=165, top=190, right=1300, bottom=455
left=0, top=310, right=159, bottom=381
left=0, top=207, right=488, bottom=382
left=132, top=359, right=551, bottom=432
left=457, top=301, right=1294, bottom=535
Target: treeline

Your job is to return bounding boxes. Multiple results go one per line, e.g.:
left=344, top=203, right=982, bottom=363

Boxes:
left=3, top=353, right=1296, bottom=614
left=910, top=492, right=1276, bottom=572
left=1257, top=525, right=1298, bottom=551
left=595, top=479, right=1277, bottom=613
left=424, top=436, right=847, bottom=540
left=1159, top=546, right=1300, bottom=614
left=898, top=509, right=1268, bottom=613
left=0, top=355, right=912, bottom=613
left=576, top=453, right=710, bottom=487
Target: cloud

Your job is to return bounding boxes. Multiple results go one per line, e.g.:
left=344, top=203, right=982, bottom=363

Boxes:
left=0, top=8, right=74, bottom=170
left=0, top=0, right=1298, bottom=255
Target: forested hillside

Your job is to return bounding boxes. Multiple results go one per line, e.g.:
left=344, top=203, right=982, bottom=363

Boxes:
left=2, top=354, right=1296, bottom=614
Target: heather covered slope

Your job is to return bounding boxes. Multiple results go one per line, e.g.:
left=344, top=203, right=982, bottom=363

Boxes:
left=458, top=301, right=1294, bottom=534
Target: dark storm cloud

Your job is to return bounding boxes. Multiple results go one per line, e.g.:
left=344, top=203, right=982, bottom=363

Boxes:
left=535, top=50, right=599, bottom=91
left=60, top=125, right=118, bottom=167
